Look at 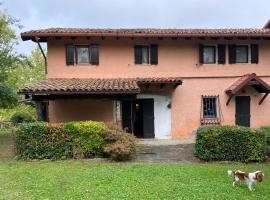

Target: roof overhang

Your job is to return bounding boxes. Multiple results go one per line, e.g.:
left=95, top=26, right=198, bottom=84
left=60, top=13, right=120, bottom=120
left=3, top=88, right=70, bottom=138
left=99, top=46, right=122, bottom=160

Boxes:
left=225, top=73, right=270, bottom=105
left=21, top=28, right=270, bottom=42
left=19, top=77, right=182, bottom=97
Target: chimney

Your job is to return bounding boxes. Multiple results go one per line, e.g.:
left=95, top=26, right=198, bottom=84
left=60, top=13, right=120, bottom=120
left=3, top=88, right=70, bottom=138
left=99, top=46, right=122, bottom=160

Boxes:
left=263, top=19, right=270, bottom=29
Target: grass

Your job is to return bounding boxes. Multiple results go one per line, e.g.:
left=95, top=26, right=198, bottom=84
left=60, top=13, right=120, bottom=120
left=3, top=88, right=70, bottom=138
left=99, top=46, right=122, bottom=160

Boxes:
left=0, top=161, right=269, bottom=199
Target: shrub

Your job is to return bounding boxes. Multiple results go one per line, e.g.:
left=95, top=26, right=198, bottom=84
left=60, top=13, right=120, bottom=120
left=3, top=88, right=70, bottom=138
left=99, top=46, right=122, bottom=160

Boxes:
left=64, top=121, right=107, bottom=158
left=259, top=127, right=270, bottom=157
left=103, top=125, right=136, bottom=161
left=15, top=122, right=73, bottom=160
left=10, top=111, right=35, bottom=125
left=195, top=125, right=266, bottom=162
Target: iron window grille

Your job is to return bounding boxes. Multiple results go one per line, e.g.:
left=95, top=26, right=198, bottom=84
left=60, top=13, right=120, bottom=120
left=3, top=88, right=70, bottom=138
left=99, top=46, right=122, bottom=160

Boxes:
left=201, top=95, right=221, bottom=125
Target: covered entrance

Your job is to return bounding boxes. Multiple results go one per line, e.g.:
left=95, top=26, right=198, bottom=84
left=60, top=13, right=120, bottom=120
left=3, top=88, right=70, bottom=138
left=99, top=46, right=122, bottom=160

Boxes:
left=20, top=77, right=182, bottom=138
left=225, top=73, right=270, bottom=127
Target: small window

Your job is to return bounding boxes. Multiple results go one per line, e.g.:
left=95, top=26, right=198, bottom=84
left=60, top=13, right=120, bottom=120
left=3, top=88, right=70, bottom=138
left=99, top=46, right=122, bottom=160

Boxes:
left=235, top=45, right=248, bottom=63
left=203, top=46, right=216, bottom=64
left=202, top=96, right=218, bottom=119
left=76, top=47, right=90, bottom=64
left=65, top=45, right=99, bottom=66
left=134, top=45, right=158, bottom=65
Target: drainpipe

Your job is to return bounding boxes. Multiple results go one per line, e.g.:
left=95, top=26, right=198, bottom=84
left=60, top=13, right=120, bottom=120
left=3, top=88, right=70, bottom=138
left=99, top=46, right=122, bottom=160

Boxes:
left=35, top=37, right=47, bottom=74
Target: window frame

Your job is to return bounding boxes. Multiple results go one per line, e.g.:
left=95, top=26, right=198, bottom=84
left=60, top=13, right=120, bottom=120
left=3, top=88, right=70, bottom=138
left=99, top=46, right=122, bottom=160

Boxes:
left=202, top=45, right=216, bottom=64
left=135, top=44, right=158, bottom=65
left=202, top=95, right=219, bottom=119
left=75, top=45, right=91, bottom=65
left=235, top=45, right=249, bottom=64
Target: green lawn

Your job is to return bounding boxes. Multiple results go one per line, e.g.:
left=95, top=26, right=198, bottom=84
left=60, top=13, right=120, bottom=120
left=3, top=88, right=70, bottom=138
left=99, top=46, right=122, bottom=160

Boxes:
left=0, top=161, right=269, bottom=199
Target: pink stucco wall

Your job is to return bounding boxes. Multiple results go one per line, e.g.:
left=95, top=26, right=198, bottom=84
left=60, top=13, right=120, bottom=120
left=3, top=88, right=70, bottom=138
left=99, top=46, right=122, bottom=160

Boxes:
left=48, top=99, right=114, bottom=123
left=46, top=37, right=270, bottom=139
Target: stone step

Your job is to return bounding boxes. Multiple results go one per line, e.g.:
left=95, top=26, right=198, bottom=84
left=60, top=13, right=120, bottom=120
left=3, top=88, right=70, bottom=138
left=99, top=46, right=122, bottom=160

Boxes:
left=134, top=143, right=200, bottom=163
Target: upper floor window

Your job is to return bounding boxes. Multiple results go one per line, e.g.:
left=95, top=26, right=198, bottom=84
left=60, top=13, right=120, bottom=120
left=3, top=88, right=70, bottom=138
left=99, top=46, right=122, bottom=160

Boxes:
left=76, top=47, right=90, bottom=64
left=229, top=44, right=259, bottom=64
left=134, top=44, right=158, bottom=65
left=199, top=44, right=225, bottom=64
left=66, top=44, right=99, bottom=66
left=235, top=45, right=248, bottom=63
left=202, top=46, right=216, bottom=64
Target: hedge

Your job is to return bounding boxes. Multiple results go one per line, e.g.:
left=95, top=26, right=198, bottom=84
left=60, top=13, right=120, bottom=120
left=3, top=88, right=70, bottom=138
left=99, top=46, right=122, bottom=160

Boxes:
left=15, top=121, right=136, bottom=161
left=259, top=126, right=270, bottom=157
left=103, top=125, right=136, bottom=161
left=64, top=121, right=107, bottom=158
left=16, top=122, right=73, bottom=160
left=195, top=126, right=266, bottom=162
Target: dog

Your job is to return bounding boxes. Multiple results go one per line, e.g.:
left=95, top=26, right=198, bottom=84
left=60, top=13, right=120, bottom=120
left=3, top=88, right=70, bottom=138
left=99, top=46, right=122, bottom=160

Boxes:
left=227, top=170, right=264, bottom=191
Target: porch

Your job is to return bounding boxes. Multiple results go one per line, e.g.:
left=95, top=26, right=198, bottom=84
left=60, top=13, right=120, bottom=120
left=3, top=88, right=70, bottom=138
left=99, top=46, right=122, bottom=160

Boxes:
left=20, top=77, right=182, bottom=139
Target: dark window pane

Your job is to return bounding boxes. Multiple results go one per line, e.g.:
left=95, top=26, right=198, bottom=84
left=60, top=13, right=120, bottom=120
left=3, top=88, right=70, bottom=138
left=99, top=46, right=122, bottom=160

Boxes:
left=236, top=46, right=248, bottom=63
left=203, top=46, right=215, bottom=64
left=77, top=47, right=90, bottom=64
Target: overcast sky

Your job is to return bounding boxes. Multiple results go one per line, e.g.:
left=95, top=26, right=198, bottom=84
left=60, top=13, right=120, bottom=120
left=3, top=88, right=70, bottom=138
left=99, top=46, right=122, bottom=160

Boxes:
left=2, top=0, right=269, bottom=54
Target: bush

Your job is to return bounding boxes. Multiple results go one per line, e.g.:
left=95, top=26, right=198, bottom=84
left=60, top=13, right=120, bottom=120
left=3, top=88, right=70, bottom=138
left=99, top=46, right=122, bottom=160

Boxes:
left=10, top=111, right=35, bottom=124
left=259, top=127, right=270, bottom=157
left=195, top=126, right=266, bottom=162
left=64, top=121, right=107, bottom=158
left=16, top=122, right=73, bottom=160
left=103, top=125, right=136, bottom=161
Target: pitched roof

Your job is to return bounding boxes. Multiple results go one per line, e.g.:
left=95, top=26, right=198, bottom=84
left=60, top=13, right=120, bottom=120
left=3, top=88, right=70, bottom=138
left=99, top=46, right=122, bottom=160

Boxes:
left=20, top=78, right=140, bottom=95
left=225, top=73, right=270, bottom=95
left=21, top=28, right=270, bottom=41
left=20, top=77, right=182, bottom=95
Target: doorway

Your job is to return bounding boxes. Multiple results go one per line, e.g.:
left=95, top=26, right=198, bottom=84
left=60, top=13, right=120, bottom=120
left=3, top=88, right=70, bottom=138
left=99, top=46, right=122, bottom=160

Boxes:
left=235, top=96, right=250, bottom=127
left=122, top=99, right=155, bottom=138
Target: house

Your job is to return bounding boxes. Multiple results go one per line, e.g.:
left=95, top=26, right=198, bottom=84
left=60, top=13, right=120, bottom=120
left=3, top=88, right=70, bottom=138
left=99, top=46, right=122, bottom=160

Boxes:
left=20, top=21, right=270, bottom=140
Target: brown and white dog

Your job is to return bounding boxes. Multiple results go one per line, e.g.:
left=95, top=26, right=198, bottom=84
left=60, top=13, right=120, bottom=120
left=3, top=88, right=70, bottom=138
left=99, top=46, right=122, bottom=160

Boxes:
left=228, top=170, right=264, bottom=191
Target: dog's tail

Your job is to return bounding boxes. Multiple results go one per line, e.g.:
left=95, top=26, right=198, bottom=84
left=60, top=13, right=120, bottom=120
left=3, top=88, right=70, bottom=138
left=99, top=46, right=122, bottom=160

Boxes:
left=227, top=170, right=234, bottom=177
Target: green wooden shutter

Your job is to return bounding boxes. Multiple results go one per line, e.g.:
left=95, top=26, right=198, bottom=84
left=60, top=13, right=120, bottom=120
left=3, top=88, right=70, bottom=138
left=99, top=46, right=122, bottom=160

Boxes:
left=134, top=45, right=142, bottom=64
left=150, top=44, right=158, bottom=65
left=228, top=44, right=236, bottom=64
left=90, top=44, right=99, bottom=65
left=199, top=44, right=204, bottom=64
left=218, top=44, right=226, bottom=64
left=251, top=44, right=259, bottom=64
left=66, top=45, right=75, bottom=65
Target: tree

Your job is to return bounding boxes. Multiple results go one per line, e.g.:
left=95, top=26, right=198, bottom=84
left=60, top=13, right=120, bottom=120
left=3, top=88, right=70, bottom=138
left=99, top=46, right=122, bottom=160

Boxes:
left=6, top=47, right=45, bottom=90
left=0, top=8, right=22, bottom=108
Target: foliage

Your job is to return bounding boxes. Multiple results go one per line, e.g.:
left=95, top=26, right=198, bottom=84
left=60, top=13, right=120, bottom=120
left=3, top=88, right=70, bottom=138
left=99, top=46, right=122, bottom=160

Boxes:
left=0, top=161, right=269, bottom=199
left=259, top=126, right=270, bottom=157
left=10, top=111, right=36, bottom=124
left=103, top=125, right=136, bottom=161
left=0, top=8, right=22, bottom=108
left=6, top=48, right=45, bottom=91
left=0, top=104, right=35, bottom=121
left=15, top=122, right=73, bottom=160
left=15, top=121, right=134, bottom=161
left=195, top=126, right=266, bottom=162
left=64, top=121, right=107, bottom=158
left=0, top=83, right=17, bottom=108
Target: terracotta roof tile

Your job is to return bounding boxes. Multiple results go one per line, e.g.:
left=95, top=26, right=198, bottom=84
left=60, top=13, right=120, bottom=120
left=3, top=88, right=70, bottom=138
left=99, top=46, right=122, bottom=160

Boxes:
left=20, top=77, right=182, bottom=95
left=21, top=28, right=270, bottom=41
left=225, top=73, right=270, bottom=94
left=20, top=78, right=140, bottom=94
